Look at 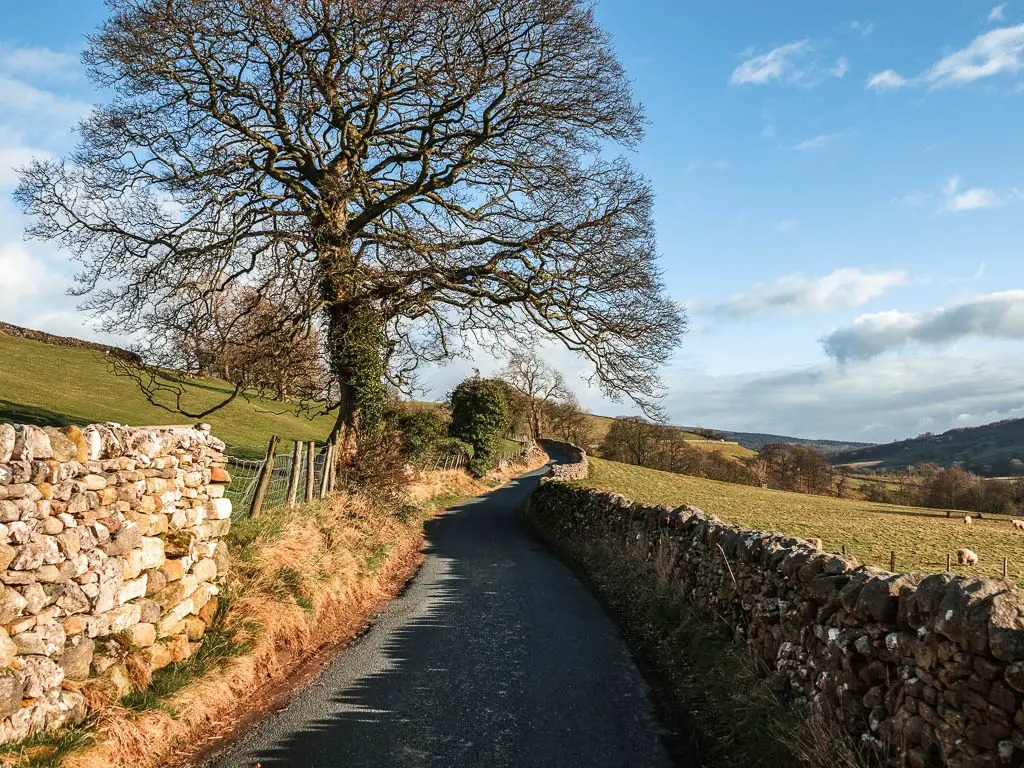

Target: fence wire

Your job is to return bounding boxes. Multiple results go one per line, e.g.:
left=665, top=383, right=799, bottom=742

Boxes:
left=225, top=443, right=331, bottom=517
left=226, top=436, right=528, bottom=517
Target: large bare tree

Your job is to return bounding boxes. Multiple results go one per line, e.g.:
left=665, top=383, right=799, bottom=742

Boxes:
left=17, top=0, right=684, bottom=453
left=499, top=349, right=570, bottom=439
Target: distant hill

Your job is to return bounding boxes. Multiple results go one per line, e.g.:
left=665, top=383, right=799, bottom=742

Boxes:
left=704, top=430, right=872, bottom=456
left=831, top=419, right=1024, bottom=477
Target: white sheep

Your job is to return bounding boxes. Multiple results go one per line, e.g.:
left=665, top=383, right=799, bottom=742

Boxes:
left=963, top=514, right=973, bottom=526
left=1012, top=519, right=1024, bottom=531
left=957, top=548, right=978, bottom=566
left=807, top=537, right=823, bottom=551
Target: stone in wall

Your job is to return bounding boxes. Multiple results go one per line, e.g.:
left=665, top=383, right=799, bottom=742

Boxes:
left=530, top=466, right=1024, bottom=768
left=0, top=421, right=232, bottom=744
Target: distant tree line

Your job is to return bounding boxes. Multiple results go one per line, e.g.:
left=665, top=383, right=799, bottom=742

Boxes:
left=861, top=464, right=1024, bottom=517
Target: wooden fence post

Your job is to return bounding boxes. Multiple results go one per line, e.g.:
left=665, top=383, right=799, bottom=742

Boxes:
left=286, top=440, right=303, bottom=507
left=305, top=442, right=316, bottom=503
left=319, top=442, right=333, bottom=499
left=890, top=551, right=896, bottom=572
left=1004, top=557, right=1008, bottom=579
left=946, top=553, right=951, bottom=573
left=327, top=441, right=337, bottom=492
left=250, top=435, right=280, bottom=517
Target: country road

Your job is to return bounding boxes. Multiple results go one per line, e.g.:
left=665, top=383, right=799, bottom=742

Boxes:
left=207, top=455, right=676, bottom=768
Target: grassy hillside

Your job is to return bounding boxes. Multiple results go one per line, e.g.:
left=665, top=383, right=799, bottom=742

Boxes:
left=582, top=413, right=756, bottom=458
left=581, top=457, right=1024, bottom=586
left=0, top=332, right=333, bottom=454
left=833, top=419, right=1024, bottom=476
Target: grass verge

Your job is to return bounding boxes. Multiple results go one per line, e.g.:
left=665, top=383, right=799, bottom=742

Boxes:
left=0, top=728, right=93, bottom=768
left=527, top=513, right=801, bottom=767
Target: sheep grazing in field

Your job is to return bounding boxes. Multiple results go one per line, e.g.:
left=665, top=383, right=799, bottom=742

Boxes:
left=957, top=548, right=979, bottom=566
left=807, top=538, right=823, bottom=551
left=1012, top=519, right=1024, bottom=531
left=963, top=514, right=973, bottom=526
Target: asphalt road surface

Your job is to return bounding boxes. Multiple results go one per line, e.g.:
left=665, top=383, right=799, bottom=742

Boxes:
left=208, top=455, right=675, bottom=768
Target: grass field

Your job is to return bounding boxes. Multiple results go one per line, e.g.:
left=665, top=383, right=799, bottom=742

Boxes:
left=0, top=332, right=334, bottom=455
left=693, top=441, right=757, bottom=460
left=581, top=457, right=1024, bottom=586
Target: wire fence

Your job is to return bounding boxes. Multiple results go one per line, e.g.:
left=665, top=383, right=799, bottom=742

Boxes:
left=225, top=442, right=330, bottom=518
left=225, top=434, right=532, bottom=517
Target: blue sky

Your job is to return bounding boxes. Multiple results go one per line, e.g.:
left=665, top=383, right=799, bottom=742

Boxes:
left=2, top=2, right=1023, bottom=441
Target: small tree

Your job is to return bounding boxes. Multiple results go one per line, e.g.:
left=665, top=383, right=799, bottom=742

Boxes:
left=449, top=376, right=510, bottom=478
left=546, top=395, right=594, bottom=448
left=499, top=350, right=570, bottom=440
left=601, top=416, right=660, bottom=467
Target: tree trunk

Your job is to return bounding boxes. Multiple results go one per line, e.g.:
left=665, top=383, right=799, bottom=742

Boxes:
left=316, top=198, right=387, bottom=463
left=325, top=300, right=362, bottom=461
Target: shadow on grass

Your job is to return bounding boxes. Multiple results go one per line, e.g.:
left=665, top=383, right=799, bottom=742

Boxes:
left=0, top=400, right=89, bottom=429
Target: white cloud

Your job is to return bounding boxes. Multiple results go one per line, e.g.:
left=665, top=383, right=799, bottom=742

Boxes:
left=0, top=76, right=91, bottom=127
left=822, top=290, right=1024, bottom=362
left=989, top=4, right=1008, bottom=24
left=943, top=174, right=1002, bottom=211
left=730, top=40, right=847, bottom=86
left=0, top=146, right=52, bottom=188
left=660, top=352, right=1024, bottom=441
left=866, top=69, right=912, bottom=90
left=731, top=40, right=812, bottom=85
left=847, top=21, right=876, bottom=37
left=893, top=191, right=930, bottom=207
left=926, top=24, right=1024, bottom=87
left=868, top=25, right=1024, bottom=91
left=0, top=45, right=79, bottom=79
left=773, top=219, right=798, bottom=234
left=792, top=132, right=843, bottom=151
left=709, top=268, right=908, bottom=319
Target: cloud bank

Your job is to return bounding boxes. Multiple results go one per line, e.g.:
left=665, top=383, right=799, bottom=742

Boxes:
left=710, top=268, right=908, bottom=319
left=822, top=290, right=1024, bottom=362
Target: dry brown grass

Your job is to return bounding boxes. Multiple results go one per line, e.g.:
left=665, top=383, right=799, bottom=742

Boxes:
left=60, top=450, right=548, bottom=768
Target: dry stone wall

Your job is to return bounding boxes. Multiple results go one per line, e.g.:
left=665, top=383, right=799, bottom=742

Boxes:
left=530, top=460, right=1024, bottom=768
left=538, top=439, right=588, bottom=481
left=0, top=421, right=232, bottom=744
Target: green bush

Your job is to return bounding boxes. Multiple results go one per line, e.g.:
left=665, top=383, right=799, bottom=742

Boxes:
left=387, top=405, right=450, bottom=461
left=449, top=376, right=510, bottom=477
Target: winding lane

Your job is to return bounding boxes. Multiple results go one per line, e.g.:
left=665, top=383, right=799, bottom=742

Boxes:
left=207, top=455, right=675, bottom=768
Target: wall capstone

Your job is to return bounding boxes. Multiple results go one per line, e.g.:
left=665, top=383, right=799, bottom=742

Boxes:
left=0, top=421, right=232, bottom=743
left=530, top=466, right=1024, bottom=768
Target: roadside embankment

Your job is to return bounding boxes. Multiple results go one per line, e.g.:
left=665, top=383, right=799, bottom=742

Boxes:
left=528, top=446, right=1024, bottom=768
left=0, top=421, right=230, bottom=749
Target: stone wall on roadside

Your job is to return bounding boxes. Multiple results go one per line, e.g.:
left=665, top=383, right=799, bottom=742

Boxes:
left=530, top=465, right=1024, bottom=768
left=0, top=422, right=232, bottom=744
left=537, top=439, right=588, bottom=481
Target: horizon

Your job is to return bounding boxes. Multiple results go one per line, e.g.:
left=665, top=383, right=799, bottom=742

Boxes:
left=2, top=1, right=1023, bottom=443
